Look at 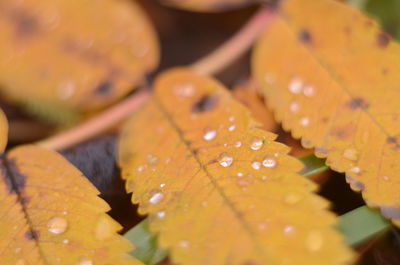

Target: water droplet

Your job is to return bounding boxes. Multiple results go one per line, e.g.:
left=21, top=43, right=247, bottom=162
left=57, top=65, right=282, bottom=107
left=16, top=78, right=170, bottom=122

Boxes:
left=283, top=225, right=295, bottom=235
left=289, top=77, right=303, bottom=94
left=58, top=80, right=75, bottom=100
left=160, top=183, right=166, bottom=188
left=229, top=116, right=235, bottom=122
left=262, top=157, right=277, bottom=168
left=165, top=157, right=172, bottom=164
left=289, top=101, right=300, bottom=113
left=228, top=125, right=236, bottom=132
left=15, top=259, right=26, bottom=265
left=251, top=161, right=262, bottom=170
left=218, top=153, right=233, bottom=167
left=350, top=166, right=361, bottom=174
left=303, top=85, right=315, bottom=97
left=47, top=217, right=68, bottom=235
left=62, top=239, right=69, bottom=244
left=95, top=216, right=113, bottom=240
left=223, top=143, right=228, bottom=147
left=14, top=247, right=21, bottom=253
left=147, top=154, right=159, bottom=165
left=62, top=211, right=68, bottom=215
left=250, top=137, right=263, bottom=150
left=382, top=176, right=390, bottom=181
left=299, top=117, right=310, bottom=127
left=305, top=231, right=324, bottom=252
left=77, top=257, right=93, bottom=265
left=156, top=211, right=166, bottom=218
left=179, top=240, right=190, bottom=248
left=261, top=176, right=268, bottom=181
left=203, top=129, right=217, bottom=141
left=174, top=83, right=195, bottom=97
left=234, top=141, right=242, bottom=148
left=149, top=191, right=164, bottom=205
left=237, top=172, right=244, bottom=177
left=284, top=193, right=302, bottom=205
left=343, top=148, right=358, bottom=161
left=136, top=165, right=146, bottom=172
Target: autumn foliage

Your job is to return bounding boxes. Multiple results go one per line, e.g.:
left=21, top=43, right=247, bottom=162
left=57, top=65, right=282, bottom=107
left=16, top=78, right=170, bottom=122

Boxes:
left=0, top=0, right=399, bottom=264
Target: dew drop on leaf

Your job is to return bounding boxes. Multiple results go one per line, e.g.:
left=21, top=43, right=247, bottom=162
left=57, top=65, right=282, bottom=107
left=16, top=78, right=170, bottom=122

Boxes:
left=203, top=128, right=217, bottom=141
left=249, top=137, right=263, bottom=150
left=288, top=77, right=303, bottom=94
left=147, top=154, right=159, bottom=165
left=343, top=148, right=359, bottom=161
left=95, top=216, right=113, bottom=241
left=218, top=153, right=233, bottom=167
left=47, top=217, right=68, bottom=235
left=156, top=211, right=166, bottom=218
left=284, top=193, right=303, bottom=205
left=262, top=157, right=277, bottom=168
left=149, top=190, right=165, bottom=205
left=251, top=161, right=262, bottom=170
left=77, top=257, right=93, bottom=265
left=15, top=259, right=26, bottom=265
left=303, top=85, right=315, bottom=97
left=179, top=240, right=190, bottom=248
left=234, top=141, right=242, bottom=148
left=299, top=117, right=310, bottom=127
left=174, top=83, right=195, bottom=97
left=228, top=125, right=236, bottom=132
left=283, top=225, right=295, bottom=235
left=290, top=101, right=300, bottom=113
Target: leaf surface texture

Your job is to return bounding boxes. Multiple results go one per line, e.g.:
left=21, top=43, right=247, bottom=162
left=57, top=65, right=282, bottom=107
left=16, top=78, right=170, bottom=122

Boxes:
left=118, top=68, right=354, bottom=265
left=252, top=0, right=400, bottom=225
left=0, top=145, right=142, bottom=265
left=0, top=0, right=159, bottom=113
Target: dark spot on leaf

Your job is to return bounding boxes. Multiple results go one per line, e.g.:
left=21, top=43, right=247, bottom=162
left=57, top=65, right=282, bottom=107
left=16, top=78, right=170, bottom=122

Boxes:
left=95, top=80, right=113, bottom=95
left=25, top=230, right=39, bottom=241
left=13, top=11, right=39, bottom=38
left=382, top=68, right=389, bottom=75
left=192, top=149, right=199, bottom=155
left=387, top=136, right=400, bottom=150
left=377, top=31, right=391, bottom=48
left=347, top=97, right=369, bottom=110
left=192, top=94, right=218, bottom=113
left=298, top=29, right=312, bottom=43
left=321, top=117, right=329, bottom=123
left=330, top=126, right=352, bottom=140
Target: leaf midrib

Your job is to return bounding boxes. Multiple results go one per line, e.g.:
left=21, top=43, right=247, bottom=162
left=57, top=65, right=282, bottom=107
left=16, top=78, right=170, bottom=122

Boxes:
left=153, top=96, right=273, bottom=264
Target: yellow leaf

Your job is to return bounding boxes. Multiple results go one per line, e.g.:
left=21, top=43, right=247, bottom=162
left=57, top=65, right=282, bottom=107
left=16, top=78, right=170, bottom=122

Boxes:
left=0, top=0, right=159, bottom=114
left=0, top=145, right=142, bottom=265
left=252, top=0, right=400, bottom=225
left=118, top=68, right=354, bottom=265
left=159, top=0, right=259, bottom=12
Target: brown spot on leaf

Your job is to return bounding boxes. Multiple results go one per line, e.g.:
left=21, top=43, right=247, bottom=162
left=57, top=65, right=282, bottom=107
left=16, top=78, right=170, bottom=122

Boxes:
left=299, top=29, right=312, bottom=43
left=95, top=80, right=113, bottom=95
left=25, top=230, right=39, bottom=241
left=347, top=97, right=369, bottom=110
left=376, top=31, right=391, bottom=48
left=330, top=127, right=352, bottom=140
left=12, top=10, right=39, bottom=38
left=387, top=136, right=400, bottom=150
left=192, top=94, right=218, bottom=113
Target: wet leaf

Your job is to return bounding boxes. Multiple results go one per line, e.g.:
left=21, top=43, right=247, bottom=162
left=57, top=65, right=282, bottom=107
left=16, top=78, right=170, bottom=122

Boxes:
left=252, top=0, right=400, bottom=226
left=0, top=145, right=143, bottom=265
left=158, top=0, right=260, bottom=12
left=0, top=0, right=159, bottom=119
left=118, top=68, right=354, bottom=265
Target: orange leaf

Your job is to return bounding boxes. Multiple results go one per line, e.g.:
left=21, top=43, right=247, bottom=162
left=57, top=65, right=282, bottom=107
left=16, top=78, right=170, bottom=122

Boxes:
left=252, top=0, right=400, bottom=225
left=159, top=0, right=260, bottom=12
left=0, top=0, right=158, bottom=113
left=0, top=145, right=142, bottom=265
left=118, top=68, right=354, bottom=265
